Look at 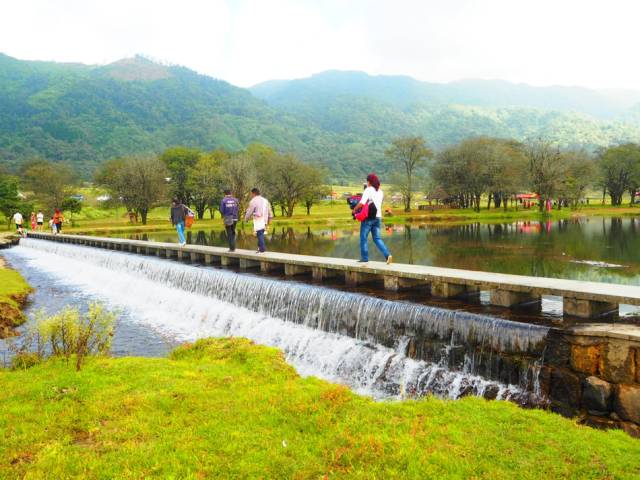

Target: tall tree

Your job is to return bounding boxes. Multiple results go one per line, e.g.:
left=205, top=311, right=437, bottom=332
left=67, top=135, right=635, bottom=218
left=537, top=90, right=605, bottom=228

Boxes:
left=21, top=160, right=74, bottom=212
left=385, top=136, right=432, bottom=212
left=221, top=153, right=257, bottom=217
left=186, top=151, right=225, bottom=220
left=598, top=143, right=640, bottom=206
left=525, top=139, right=567, bottom=211
left=558, top=150, right=595, bottom=208
left=95, top=157, right=168, bottom=224
left=160, top=147, right=202, bottom=204
left=260, top=153, right=325, bottom=217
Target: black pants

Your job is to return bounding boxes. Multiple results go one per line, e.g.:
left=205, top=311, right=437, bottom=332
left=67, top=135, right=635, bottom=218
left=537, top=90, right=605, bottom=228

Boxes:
left=225, top=222, right=236, bottom=250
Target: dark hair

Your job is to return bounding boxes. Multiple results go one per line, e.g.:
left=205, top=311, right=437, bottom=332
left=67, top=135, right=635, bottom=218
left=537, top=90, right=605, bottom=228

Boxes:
left=367, top=173, right=381, bottom=191
left=251, top=187, right=260, bottom=195
left=224, top=189, right=231, bottom=195
left=172, top=198, right=179, bottom=205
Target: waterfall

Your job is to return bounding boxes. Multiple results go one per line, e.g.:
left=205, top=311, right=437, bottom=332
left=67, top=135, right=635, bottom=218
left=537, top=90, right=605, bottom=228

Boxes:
left=5, top=239, right=550, bottom=404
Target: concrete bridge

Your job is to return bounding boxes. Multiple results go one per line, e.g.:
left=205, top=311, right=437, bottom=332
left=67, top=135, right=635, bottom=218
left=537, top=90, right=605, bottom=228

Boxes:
left=26, top=231, right=640, bottom=319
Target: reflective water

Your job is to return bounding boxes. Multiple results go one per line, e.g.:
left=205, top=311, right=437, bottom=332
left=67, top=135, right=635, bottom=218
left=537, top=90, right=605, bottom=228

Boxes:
left=113, top=216, right=640, bottom=285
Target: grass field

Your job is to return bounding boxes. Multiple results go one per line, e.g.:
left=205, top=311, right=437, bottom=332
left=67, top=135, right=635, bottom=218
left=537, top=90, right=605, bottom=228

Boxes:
left=0, top=248, right=31, bottom=337
left=1, top=338, right=638, bottom=479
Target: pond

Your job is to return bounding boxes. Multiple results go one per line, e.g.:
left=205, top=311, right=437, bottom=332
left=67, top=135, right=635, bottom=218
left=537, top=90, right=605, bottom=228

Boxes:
left=111, top=216, right=640, bottom=285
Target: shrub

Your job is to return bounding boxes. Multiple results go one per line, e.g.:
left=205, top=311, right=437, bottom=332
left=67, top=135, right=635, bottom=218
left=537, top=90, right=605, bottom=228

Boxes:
left=10, top=303, right=115, bottom=371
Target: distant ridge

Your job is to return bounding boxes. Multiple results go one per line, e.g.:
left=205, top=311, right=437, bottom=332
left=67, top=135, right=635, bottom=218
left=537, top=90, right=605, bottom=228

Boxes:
left=1, top=54, right=640, bottom=180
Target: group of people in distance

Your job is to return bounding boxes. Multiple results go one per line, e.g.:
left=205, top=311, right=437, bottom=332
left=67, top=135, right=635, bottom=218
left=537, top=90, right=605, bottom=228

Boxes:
left=169, top=173, right=392, bottom=264
left=12, top=209, right=64, bottom=237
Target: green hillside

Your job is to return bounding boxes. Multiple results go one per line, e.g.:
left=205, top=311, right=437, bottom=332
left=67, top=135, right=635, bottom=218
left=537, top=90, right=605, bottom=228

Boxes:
left=2, top=54, right=640, bottom=181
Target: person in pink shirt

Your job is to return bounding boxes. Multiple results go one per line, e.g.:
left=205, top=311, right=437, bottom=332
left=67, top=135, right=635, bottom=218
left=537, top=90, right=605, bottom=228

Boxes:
left=244, top=188, right=273, bottom=253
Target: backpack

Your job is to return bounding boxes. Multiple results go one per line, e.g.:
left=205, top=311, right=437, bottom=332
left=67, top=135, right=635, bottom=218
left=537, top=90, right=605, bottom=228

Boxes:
left=367, top=201, right=378, bottom=220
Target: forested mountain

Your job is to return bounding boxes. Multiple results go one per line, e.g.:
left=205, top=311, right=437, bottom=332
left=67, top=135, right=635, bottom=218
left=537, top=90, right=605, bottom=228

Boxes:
left=2, top=54, right=640, bottom=181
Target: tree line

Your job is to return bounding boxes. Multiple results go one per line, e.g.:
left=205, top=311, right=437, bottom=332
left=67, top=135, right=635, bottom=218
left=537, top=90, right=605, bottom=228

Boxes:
left=387, top=136, right=640, bottom=212
left=2, top=137, right=640, bottom=226
left=94, top=144, right=327, bottom=224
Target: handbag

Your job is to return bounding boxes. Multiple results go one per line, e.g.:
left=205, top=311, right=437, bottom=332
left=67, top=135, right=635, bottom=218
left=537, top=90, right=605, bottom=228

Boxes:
left=354, top=202, right=370, bottom=222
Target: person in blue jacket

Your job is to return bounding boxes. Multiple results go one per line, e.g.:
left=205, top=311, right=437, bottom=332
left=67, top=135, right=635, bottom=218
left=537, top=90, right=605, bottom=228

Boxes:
left=220, top=189, right=240, bottom=251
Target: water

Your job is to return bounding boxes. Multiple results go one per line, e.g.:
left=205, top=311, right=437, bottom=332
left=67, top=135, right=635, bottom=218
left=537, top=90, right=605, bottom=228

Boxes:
left=1, top=239, right=550, bottom=404
left=116, top=216, right=640, bottom=285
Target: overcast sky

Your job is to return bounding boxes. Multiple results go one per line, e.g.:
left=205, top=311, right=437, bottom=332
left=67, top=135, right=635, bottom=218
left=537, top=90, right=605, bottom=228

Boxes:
left=1, top=0, right=639, bottom=89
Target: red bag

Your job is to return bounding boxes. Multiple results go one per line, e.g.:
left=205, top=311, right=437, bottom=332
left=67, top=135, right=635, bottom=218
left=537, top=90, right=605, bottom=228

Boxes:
left=354, top=202, right=369, bottom=222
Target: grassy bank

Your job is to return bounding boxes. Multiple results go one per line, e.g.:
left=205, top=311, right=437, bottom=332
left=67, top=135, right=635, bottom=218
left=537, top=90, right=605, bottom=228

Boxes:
left=0, top=252, right=31, bottom=338
left=1, top=338, right=638, bottom=479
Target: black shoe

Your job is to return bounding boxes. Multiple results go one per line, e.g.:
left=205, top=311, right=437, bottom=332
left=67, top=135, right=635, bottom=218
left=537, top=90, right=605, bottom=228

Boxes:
left=357, top=259, right=368, bottom=263
left=228, top=248, right=235, bottom=252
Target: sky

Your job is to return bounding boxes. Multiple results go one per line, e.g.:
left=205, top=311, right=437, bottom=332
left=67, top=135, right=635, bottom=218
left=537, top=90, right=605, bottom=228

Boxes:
left=1, top=0, right=639, bottom=89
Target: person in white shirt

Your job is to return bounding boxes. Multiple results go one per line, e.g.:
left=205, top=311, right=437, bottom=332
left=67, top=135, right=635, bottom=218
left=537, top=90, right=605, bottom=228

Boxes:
left=12, top=211, right=24, bottom=236
left=36, top=211, right=44, bottom=231
left=353, top=173, right=392, bottom=264
left=244, top=188, right=273, bottom=253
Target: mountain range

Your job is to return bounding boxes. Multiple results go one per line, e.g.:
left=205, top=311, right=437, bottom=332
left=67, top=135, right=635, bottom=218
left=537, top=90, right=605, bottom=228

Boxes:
left=1, top=53, right=640, bottom=180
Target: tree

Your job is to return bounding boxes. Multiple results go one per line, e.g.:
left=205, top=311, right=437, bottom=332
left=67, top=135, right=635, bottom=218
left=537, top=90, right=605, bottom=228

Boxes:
left=186, top=151, right=225, bottom=220
left=598, top=144, right=640, bottom=206
left=95, top=157, right=168, bottom=224
left=221, top=153, right=257, bottom=218
left=0, top=172, right=25, bottom=227
left=385, top=136, right=432, bottom=212
left=524, top=139, right=567, bottom=211
left=61, top=197, right=83, bottom=224
left=21, top=160, right=74, bottom=212
left=557, top=150, right=595, bottom=209
left=259, top=153, right=325, bottom=217
left=160, top=147, right=202, bottom=204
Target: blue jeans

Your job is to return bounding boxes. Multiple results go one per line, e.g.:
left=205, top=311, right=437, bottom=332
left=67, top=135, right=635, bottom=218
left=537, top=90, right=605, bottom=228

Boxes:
left=175, top=221, right=186, bottom=244
left=360, top=218, right=390, bottom=261
left=256, top=229, right=266, bottom=252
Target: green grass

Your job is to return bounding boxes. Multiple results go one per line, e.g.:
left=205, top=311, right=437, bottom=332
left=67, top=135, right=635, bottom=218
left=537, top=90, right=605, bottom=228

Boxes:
left=1, top=338, right=638, bottom=479
left=0, top=256, right=31, bottom=332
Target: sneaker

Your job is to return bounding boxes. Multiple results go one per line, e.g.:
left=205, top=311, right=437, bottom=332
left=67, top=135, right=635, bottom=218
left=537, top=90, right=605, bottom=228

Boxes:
left=228, top=248, right=235, bottom=252
left=357, top=259, right=368, bottom=263
left=386, top=255, right=393, bottom=265
left=180, top=242, right=186, bottom=247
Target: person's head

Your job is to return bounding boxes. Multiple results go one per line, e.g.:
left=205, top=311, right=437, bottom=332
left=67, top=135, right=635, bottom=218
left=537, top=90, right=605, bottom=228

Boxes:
left=172, top=197, right=179, bottom=206
left=366, top=173, right=381, bottom=191
left=31, top=211, right=35, bottom=215
left=250, top=187, right=260, bottom=197
left=224, top=189, right=231, bottom=196
left=54, top=208, right=60, bottom=214
left=38, top=210, right=42, bottom=214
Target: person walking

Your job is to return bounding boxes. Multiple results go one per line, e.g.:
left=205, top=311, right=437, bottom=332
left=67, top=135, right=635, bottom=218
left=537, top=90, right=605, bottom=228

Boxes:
left=170, top=198, right=188, bottom=246
left=244, top=188, right=272, bottom=253
left=36, top=210, right=44, bottom=231
left=220, top=189, right=239, bottom=251
left=30, top=212, right=36, bottom=232
left=52, top=208, right=64, bottom=234
left=12, top=211, right=24, bottom=236
left=353, top=173, right=393, bottom=264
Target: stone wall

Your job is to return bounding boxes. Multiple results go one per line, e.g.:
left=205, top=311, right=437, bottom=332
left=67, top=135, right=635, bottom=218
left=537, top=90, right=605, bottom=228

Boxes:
left=542, top=325, right=640, bottom=438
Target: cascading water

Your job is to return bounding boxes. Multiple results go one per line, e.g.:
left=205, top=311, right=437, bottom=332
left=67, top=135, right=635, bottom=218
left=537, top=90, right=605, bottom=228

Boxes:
left=3, top=239, right=550, bottom=404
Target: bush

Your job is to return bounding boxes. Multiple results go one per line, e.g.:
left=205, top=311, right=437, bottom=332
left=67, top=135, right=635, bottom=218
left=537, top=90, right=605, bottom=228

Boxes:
left=10, top=303, right=115, bottom=371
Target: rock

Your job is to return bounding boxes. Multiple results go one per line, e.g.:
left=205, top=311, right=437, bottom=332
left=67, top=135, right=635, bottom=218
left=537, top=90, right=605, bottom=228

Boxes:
left=613, top=384, right=640, bottom=424
left=582, top=415, right=618, bottom=430
left=621, top=421, right=640, bottom=438
left=550, top=367, right=581, bottom=408
left=482, top=384, right=500, bottom=400
left=582, top=376, right=612, bottom=413
left=570, top=344, right=602, bottom=375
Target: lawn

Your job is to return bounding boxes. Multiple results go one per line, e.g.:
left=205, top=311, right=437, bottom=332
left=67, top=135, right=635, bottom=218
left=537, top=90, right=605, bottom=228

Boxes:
left=0, top=252, right=31, bottom=337
left=1, top=338, right=638, bottom=479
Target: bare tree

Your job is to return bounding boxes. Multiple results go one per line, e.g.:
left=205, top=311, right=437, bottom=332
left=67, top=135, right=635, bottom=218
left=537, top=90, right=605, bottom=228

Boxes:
left=385, top=136, right=432, bottom=212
